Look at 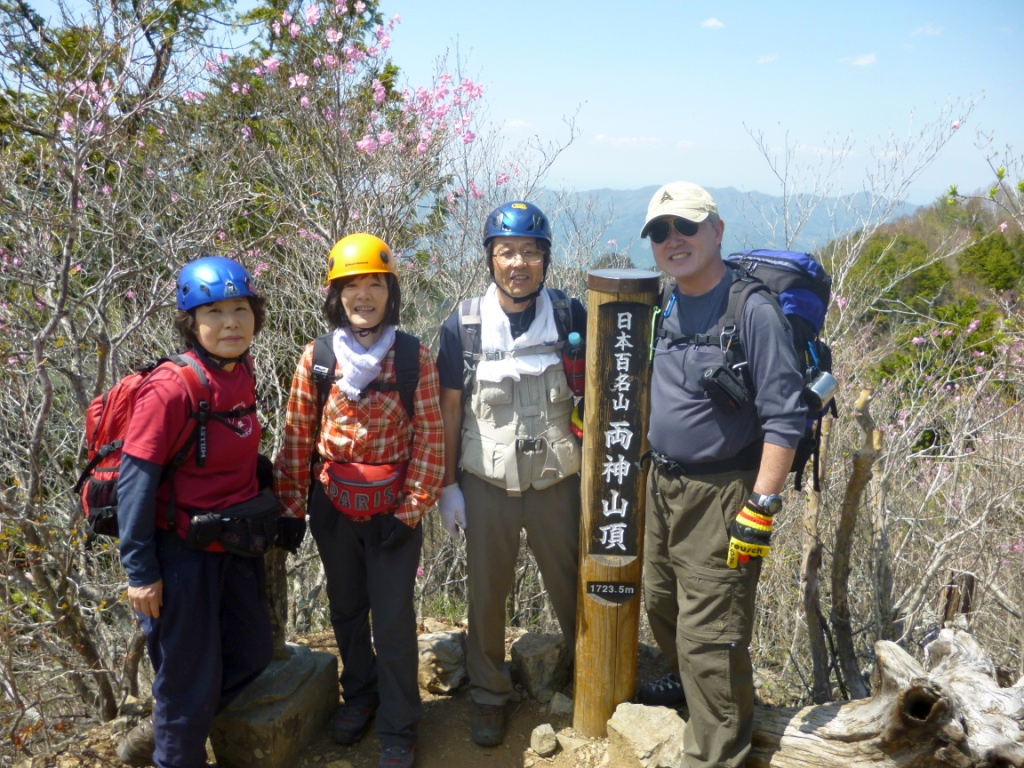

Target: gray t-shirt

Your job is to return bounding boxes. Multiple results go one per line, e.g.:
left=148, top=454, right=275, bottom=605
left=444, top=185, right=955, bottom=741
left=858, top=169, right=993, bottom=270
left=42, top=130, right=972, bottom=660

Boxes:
left=649, top=269, right=807, bottom=463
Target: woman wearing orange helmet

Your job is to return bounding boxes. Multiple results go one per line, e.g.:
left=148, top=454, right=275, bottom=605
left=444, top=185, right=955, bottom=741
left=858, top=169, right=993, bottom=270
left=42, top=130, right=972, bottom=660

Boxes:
left=274, top=234, right=444, bottom=768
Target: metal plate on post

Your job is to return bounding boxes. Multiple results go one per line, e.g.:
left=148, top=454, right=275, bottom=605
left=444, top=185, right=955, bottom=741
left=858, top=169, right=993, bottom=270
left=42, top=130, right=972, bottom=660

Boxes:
left=587, top=268, right=660, bottom=294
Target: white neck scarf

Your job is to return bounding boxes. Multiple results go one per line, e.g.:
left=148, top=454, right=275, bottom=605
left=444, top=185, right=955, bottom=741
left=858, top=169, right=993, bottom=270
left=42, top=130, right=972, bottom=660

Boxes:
left=331, top=325, right=397, bottom=401
left=476, top=283, right=561, bottom=383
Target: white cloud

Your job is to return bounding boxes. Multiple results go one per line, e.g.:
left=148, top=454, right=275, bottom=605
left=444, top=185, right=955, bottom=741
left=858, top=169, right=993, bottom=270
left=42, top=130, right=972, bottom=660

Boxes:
left=845, top=53, right=877, bottom=66
left=589, top=134, right=663, bottom=149
left=912, top=23, right=943, bottom=36
left=501, top=118, right=531, bottom=131
left=757, top=54, right=778, bottom=65
left=675, top=139, right=697, bottom=150
left=702, top=18, right=724, bottom=29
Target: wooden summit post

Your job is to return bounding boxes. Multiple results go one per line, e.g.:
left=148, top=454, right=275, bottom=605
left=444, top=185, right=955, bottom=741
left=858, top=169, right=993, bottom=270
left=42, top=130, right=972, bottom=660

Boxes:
left=573, top=268, right=660, bottom=737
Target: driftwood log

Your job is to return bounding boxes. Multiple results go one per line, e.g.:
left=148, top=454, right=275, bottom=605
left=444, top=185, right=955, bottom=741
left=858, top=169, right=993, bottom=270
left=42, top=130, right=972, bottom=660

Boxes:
left=747, top=628, right=1024, bottom=768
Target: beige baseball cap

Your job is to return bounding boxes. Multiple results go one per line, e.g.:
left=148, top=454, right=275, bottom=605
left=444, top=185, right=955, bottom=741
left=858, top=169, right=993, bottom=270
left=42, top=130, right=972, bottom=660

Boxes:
left=640, top=182, right=718, bottom=238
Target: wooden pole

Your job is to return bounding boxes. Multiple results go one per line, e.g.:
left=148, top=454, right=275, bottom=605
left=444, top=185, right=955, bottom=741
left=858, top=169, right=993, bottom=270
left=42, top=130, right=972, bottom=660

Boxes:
left=573, top=268, right=660, bottom=737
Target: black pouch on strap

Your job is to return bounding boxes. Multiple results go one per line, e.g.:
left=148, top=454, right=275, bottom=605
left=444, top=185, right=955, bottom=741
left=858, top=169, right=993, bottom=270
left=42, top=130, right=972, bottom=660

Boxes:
left=186, top=488, right=280, bottom=556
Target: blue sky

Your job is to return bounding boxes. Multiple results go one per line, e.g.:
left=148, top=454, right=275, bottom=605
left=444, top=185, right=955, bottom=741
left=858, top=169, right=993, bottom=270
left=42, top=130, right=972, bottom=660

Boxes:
left=385, top=1, right=1023, bottom=206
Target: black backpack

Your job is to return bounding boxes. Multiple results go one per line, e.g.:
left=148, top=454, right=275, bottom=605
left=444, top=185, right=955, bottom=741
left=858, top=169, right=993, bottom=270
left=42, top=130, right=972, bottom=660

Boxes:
left=457, top=288, right=573, bottom=392
left=310, top=330, right=421, bottom=422
left=654, top=250, right=837, bottom=491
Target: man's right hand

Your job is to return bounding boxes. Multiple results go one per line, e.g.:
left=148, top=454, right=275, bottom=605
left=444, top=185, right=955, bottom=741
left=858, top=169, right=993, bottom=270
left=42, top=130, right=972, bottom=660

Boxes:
left=128, top=580, right=163, bottom=618
left=437, top=483, right=467, bottom=538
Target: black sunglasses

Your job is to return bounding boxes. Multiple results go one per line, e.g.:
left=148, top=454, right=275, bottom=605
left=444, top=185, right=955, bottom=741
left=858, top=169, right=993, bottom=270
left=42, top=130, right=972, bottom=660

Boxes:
left=647, top=217, right=700, bottom=244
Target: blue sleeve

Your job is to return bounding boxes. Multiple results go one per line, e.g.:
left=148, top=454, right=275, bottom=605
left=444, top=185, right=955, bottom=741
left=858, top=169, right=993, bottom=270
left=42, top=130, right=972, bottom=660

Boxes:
left=435, top=310, right=465, bottom=391
left=570, top=298, right=587, bottom=342
left=117, top=454, right=163, bottom=587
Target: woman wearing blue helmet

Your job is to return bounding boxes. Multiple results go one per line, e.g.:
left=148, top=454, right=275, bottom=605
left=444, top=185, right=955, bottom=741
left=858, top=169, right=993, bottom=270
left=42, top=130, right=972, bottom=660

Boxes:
left=116, top=255, right=288, bottom=768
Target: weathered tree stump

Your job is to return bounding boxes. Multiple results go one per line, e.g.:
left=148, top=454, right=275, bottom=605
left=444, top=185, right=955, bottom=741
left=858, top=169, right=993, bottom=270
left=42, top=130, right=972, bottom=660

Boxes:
left=746, top=628, right=1024, bottom=768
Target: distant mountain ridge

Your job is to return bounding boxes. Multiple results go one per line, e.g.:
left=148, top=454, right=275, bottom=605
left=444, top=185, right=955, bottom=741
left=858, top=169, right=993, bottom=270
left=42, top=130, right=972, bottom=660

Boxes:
left=545, top=186, right=919, bottom=268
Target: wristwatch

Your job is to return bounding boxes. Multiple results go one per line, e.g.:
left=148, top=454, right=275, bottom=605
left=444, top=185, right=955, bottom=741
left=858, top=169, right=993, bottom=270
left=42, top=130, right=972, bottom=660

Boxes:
left=750, top=493, right=783, bottom=515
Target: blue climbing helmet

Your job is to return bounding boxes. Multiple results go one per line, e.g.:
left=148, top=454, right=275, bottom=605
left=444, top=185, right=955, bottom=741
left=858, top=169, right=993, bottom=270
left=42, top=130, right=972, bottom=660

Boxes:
left=176, top=256, right=258, bottom=311
left=482, top=201, right=552, bottom=248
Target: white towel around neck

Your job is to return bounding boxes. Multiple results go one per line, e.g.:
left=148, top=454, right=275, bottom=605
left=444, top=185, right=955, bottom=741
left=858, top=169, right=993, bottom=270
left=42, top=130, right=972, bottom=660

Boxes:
left=331, top=325, right=397, bottom=400
left=475, top=283, right=561, bottom=383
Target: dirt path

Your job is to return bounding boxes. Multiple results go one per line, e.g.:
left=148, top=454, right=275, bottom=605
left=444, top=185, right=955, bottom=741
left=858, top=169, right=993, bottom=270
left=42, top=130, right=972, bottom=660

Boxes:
left=31, top=625, right=672, bottom=768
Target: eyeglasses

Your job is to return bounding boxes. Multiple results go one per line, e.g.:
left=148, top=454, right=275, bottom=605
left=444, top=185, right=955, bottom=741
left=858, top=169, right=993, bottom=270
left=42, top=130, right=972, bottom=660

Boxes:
left=647, top=217, right=700, bottom=244
left=493, top=248, right=545, bottom=265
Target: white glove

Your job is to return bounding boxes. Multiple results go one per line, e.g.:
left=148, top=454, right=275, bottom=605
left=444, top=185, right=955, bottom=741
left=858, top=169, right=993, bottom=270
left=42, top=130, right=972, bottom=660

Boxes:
left=438, top=483, right=467, bottom=538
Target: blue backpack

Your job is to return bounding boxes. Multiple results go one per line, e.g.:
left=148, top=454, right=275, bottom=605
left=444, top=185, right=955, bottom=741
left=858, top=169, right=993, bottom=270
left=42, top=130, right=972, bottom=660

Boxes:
left=655, top=249, right=837, bottom=491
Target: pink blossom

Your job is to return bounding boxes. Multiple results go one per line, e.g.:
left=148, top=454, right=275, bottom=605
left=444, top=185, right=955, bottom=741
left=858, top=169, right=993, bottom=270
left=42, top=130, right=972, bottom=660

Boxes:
left=967, top=319, right=980, bottom=333
left=608, top=239, right=618, bottom=247
left=289, top=22, right=300, bottom=38
left=253, top=262, right=270, bottom=277
left=355, top=1, right=366, bottom=12
left=59, top=112, right=75, bottom=135
left=218, top=231, right=227, bottom=240
left=951, top=120, right=961, bottom=131
left=911, top=337, right=925, bottom=345
left=366, top=46, right=379, bottom=58
left=496, top=172, right=509, bottom=186
left=378, top=130, right=395, bottom=146
left=272, top=21, right=281, bottom=36
left=231, top=82, right=241, bottom=93
left=204, top=60, right=221, bottom=74
left=943, top=328, right=953, bottom=336
left=289, top=73, right=310, bottom=88
left=242, top=126, right=253, bottom=139
left=281, top=11, right=292, bottom=23
left=102, top=185, right=111, bottom=196
left=300, top=96, right=310, bottom=109
left=461, top=129, right=476, bottom=145
left=263, top=57, right=280, bottom=73
left=351, top=209, right=361, bottom=221
left=323, top=53, right=338, bottom=68
left=326, top=28, right=341, bottom=43
left=183, top=90, right=205, bottom=104
left=415, top=140, right=429, bottom=156
left=242, top=84, right=250, bottom=95
left=305, top=4, right=321, bottom=25
left=170, top=192, right=180, bottom=202
left=217, top=53, right=230, bottom=65
left=999, top=221, right=1009, bottom=232
left=126, top=290, right=136, bottom=299
left=335, top=2, right=348, bottom=13
left=356, top=136, right=378, bottom=155
left=372, top=79, right=386, bottom=104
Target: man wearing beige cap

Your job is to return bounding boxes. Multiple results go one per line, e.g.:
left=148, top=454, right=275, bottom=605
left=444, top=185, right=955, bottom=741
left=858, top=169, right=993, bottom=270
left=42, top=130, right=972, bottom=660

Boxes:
left=637, top=182, right=806, bottom=768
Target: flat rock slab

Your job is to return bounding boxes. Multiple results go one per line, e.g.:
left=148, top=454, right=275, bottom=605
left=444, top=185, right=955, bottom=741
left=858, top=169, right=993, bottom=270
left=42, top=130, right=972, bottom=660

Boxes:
left=210, top=644, right=338, bottom=768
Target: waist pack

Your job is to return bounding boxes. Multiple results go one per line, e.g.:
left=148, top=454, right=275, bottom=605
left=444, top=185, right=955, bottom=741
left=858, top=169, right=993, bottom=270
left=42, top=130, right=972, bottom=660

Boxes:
left=321, top=461, right=406, bottom=518
left=184, top=488, right=280, bottom=557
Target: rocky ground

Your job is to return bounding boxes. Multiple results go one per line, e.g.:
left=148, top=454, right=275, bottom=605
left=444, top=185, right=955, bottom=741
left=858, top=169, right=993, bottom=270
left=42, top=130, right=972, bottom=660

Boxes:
left=14, top=624, right=671, bottom=768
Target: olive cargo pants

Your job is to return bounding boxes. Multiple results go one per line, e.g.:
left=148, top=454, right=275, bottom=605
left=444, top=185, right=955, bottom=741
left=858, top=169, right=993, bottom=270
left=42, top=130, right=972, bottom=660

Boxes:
left=643, top=464, right=761, bottom=768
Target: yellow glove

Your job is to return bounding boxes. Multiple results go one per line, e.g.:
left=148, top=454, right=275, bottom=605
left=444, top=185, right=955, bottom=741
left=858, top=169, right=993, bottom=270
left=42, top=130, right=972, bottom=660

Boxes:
left=570, top=398, right=584, bottom=439
left=726, top=499, right=775, bottom=568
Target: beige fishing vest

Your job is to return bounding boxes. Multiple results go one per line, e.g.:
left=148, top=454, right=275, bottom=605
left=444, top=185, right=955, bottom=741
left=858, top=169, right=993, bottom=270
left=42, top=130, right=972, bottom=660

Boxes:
left=460, top=363, right=581, bottom=495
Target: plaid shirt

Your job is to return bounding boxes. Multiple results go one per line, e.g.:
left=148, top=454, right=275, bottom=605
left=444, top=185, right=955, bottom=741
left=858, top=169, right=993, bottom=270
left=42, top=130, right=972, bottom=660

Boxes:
left=274, top=337, right=445, bottom=526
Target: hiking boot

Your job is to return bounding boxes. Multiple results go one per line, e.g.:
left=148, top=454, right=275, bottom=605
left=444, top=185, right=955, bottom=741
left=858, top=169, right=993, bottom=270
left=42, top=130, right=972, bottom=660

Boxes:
left=331, top=701, right=379, bottom=745
left=637, top=672, right=686, bottom=707
left=470, top=701, right=505, bottom=747
left=379, top=744, right=416, bottom=768
left=116, top=717, right=155, bottom=767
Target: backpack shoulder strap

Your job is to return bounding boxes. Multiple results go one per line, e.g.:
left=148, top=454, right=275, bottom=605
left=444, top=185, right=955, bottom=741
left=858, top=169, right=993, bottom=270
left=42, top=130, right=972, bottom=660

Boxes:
left=545, top=288, right=572, bottom=340
left=310, top=332, right=337, bottom=427
left=366, top=330, right=420, bottom=420
left=458, top=296, right=483, bottom=362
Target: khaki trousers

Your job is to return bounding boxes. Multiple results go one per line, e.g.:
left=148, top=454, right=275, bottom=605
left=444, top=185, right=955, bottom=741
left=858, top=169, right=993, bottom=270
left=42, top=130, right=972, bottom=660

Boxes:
left=462, top=471, right=580, bottom=705
left=643, top=464, right=760, bottom=768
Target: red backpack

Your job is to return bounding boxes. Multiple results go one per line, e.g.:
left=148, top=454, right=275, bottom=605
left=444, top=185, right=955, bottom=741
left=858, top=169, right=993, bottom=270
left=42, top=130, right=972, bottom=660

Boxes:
left=74, top=355, right=253, bottom=538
